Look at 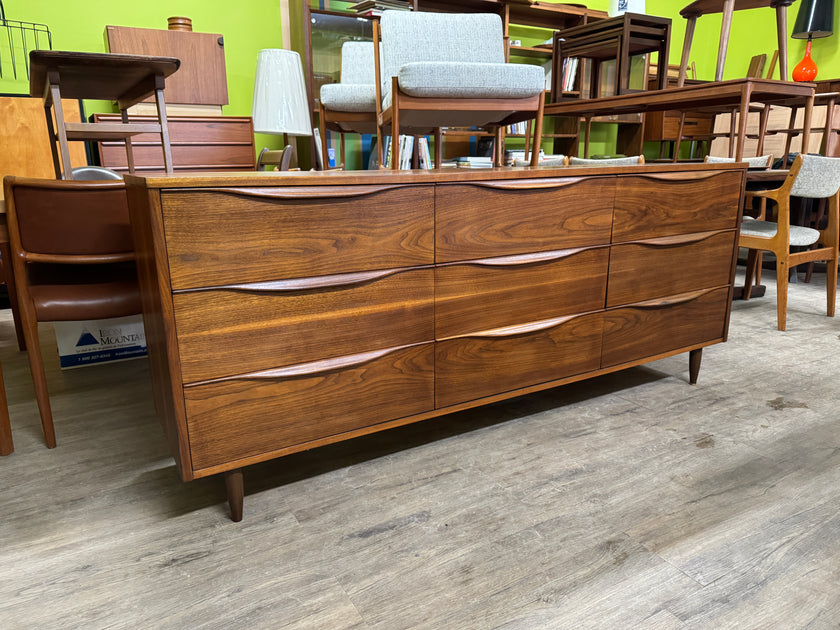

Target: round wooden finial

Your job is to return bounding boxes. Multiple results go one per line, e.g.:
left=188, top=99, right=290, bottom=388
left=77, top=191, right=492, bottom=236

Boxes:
left=167, top=17, right=193, bottom=31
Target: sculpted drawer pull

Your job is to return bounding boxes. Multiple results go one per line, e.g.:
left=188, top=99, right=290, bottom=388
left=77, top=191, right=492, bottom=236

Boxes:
left=623, top=287, right=719, bottom=310
left=187, top=343, right=426, bottom=386
left=447, top=247, right=596, bottom=268
left=193, top=185, right=421, bottom=200
left=624, top=230, right=731, bottom=248
left=631, top=171, right=737, bottom=183
left=175, top=266, right=429, bottom=294
left=441, top=313, right=589, bottom=341
left=452, top=178, right=592, bottom=191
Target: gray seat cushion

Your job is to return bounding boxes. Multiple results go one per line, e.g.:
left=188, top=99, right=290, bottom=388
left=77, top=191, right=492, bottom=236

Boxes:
left=396, top=61, right=543, bottom=99
left=320, top=83, right=377, bottom=112
left=740, top=219, right=821, bottom=247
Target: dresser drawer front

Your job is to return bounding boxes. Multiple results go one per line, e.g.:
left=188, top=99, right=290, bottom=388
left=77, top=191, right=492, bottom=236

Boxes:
left=174, top=267, right=434, bottom=383
left=612, top=172, right=742, bottom=241
left=436, top=247, right=608, bottom=339
left=602, top=287, right=730, bottom=368
left=436, top=178, right=614, bottom=262
left=435, top=312, right=604, bottom=408
left=184, top=343, right=435, bottom=471
left=161, top=185, right=435, bottom=290
left=607, top=230, right=736, bottom=307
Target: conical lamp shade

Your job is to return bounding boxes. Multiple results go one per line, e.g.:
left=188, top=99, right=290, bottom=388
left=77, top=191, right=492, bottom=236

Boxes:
left=252, top=49, right=312, bottom=137
left=792, top=0, right=834, bottom=39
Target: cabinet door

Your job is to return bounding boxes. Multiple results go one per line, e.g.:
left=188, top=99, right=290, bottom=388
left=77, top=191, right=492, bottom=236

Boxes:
left=184, top=343, right=435, bottom=472
left=161, top=184, right=435, bottom=289
left=601, top=287, right=730, bottom=368
left=607, top=230, right=736, bottom=307
left=436, top=312, right=604, bottom=408
left=174, top=268, right=434, bottom=383
left=436, top=178, right=615, bottom=262
left=612, top=171, right=743, bottom=241
left=436, top=247, right=608, bottom=339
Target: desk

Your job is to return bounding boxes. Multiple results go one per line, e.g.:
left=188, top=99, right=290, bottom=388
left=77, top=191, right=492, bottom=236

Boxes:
left=543, top=78, right=815, bottom=160
left=29, top=50, right=180, bottom=180
left=678, top=0, right=796, bottom=85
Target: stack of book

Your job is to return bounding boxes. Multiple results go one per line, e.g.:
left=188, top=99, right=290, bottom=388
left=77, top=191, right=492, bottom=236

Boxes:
left=560, top=57, right=579, bottom=93
left=350, top=0, right=410, bottom=16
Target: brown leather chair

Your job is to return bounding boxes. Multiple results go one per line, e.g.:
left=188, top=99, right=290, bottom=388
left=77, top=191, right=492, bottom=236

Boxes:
left=2, top=176, right=142, bottom=448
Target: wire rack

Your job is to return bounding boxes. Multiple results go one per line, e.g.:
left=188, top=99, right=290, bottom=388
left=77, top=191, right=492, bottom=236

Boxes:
left=0, top=0, right=52, bottom=80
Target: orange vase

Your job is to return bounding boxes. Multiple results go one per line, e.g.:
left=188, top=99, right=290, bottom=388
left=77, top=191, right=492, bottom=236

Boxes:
left=792, top=39, right=818, bottom=82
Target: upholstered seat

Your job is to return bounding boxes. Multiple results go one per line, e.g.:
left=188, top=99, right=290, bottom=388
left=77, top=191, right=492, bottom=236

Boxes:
left=375, top=11, right=546, bottom=169
left=705, top=154, right=774, bottom=168
left=568, top=155, right=645, bottom=166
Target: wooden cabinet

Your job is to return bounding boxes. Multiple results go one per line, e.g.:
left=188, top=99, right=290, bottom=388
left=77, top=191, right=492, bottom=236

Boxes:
left=126, top=164, right=745, bottom=520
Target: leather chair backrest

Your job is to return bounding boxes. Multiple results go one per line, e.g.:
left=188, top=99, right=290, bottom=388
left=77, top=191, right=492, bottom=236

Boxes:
left=6, top=179, right=132, bottom=256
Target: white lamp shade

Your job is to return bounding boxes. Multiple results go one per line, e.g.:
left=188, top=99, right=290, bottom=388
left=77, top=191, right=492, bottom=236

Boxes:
left=252, top=49, right=312, bottom=136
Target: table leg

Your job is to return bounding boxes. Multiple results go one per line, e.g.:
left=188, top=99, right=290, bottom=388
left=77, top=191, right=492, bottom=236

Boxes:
left=776, top=5, right=789, bottom=81
left=715, top=0, right=736, bottom=82
left=0, top=363, right=12, bottom=456
left=757, top=105, right=770, bottom=157
left=678, top=17, right=696, bottom=88
left=584, top=116, right=592, bottom=158
left=801, top=92, right=814, bottom=156
left=735, top=83, right=752, bottom=161
left=689, top=347, right=702, bottom=385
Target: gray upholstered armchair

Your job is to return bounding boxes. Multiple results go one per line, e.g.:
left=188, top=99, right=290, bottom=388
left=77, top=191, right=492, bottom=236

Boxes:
left=318, top=41, right=379, bottom=170
left=374, top=11, right=546, bottom=169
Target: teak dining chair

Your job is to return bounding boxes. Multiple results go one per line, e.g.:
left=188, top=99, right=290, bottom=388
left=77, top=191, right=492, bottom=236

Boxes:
left=3, top=176, right=142, bottom=448
left=739, top=154, right=840, bottom=331
left=374, top=11, right=546, bottom=169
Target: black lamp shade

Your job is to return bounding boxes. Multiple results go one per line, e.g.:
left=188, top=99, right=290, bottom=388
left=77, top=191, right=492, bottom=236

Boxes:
left=792, top=0, right=834, bottom=39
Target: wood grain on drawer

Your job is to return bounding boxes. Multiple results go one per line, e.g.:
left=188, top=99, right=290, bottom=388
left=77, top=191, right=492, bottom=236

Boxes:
left=602, top=287, right=730, bottom=368
left=435, top=312, right=604, bottom=408
left=612, top=171, right=743, bottom=241
left=436, top=178, right=614, bottom=262
left=184, top=343, right=434, bottom=471
left=161, top=185, right=434, bottom=289
left=607, top=230, right=736, bottom=307
left=174, top=267, right=434, bottom=383
left=436, top=247, right=608, bottom=339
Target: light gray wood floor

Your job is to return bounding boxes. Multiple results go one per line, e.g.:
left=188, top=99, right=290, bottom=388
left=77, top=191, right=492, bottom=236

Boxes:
left=2, top=269, right=840, bottom=629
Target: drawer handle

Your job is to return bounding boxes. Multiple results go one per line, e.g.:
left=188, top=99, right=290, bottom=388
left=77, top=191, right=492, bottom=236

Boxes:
left=175, top=266, right=429, bottom=294
left=442, top=247, right=598, bottom=268
left=624, top=230, right=731, bottom=248
left=450, top=178, right=596, bottom=191
left=622, top=287, right=719, bottom=310
left=194, top=185, right=422, bottom=200
left=632, top=171, right=740, bottom=183
left=187, top=343, right=425, bottom=386
left=442, top=312, right=589, bottom=341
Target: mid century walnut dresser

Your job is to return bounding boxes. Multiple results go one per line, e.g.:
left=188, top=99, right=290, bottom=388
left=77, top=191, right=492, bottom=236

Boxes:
left=125, top=164, right=746, bottom=521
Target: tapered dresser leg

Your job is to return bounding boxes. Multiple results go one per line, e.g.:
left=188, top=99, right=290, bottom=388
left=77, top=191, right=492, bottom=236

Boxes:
left=225, top=468, right=244, bottom=522
left=689, top=348, right=703, bottom=385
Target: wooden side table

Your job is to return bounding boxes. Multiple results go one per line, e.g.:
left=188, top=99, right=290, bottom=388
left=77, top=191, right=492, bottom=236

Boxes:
left=553, top=12, right=671, bottom=100
left=678, top=0, right=796, bottom=86
left=29, top=50, right=180, bottom=180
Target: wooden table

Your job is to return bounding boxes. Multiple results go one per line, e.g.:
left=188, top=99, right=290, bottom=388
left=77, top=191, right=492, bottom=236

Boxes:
left=29, top=50, right=180, bottom=180
left=543, top=77, right=815, bottom=160
left=678, top=0, right=797, bottom=85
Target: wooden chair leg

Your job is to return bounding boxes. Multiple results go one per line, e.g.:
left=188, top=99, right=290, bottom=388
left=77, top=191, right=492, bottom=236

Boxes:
left=22, top=316, right=56, bottom=448
left=0, top=241, right=26, bottom=351
left=776, top=257, right=789, bottom=331
left=0, top=363, right=12, bottom=455
left=827, top=253, right=838, bottom=317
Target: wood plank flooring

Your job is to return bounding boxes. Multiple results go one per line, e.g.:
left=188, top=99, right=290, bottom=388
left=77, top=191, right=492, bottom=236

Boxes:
left=1, top=269, right=840, bottom=628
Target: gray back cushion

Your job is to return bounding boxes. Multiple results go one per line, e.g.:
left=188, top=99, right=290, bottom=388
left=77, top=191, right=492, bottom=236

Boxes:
left=341, top=41, right=376, bottom=85
left=791, top=154, right=840, bottom=198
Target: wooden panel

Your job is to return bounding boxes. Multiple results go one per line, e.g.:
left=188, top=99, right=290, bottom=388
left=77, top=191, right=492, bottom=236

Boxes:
left=98, top=144, right=256, bottom=173
left=174, top=267, right=434, bottom=383
left=94, top=115, right=255, bottom=172
left=160, top=185, right=435, bottom=289
left=435, top=247, right=609, bottom=339
left=106, top=26, right=228, bottom=105
left=607, top=230, right=737, bottom=307
left=644, top=111, right=715, bottom=142
left=183, top=343, right=435, bottom=471
left=0, top=96, right=87, bottom=198
left=435, top=178, right=615, bottom=262
left=602, top=287, right=730, bottom=368
left=435, top=312, right=604, bottom=408
left=612, top=172, right=742, bottom=241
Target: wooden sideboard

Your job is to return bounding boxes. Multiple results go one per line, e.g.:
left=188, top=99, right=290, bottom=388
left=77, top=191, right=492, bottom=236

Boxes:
left=125, top=164, right=746, bottom=521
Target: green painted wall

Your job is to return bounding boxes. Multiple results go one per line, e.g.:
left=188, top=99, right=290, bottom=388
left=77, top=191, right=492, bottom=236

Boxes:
left=0, top=0, right=286, bottom=152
